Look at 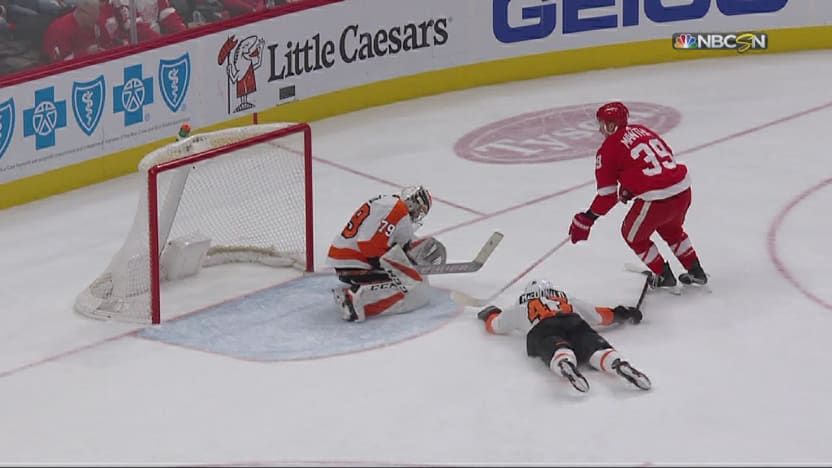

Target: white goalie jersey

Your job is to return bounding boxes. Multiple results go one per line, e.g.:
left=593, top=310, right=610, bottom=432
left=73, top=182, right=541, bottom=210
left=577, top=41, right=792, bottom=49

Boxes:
left=326, top=194, right=419, bottom=270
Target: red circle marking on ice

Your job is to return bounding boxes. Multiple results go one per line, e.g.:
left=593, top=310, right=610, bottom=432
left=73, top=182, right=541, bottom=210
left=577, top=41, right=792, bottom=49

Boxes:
left=454, top=102, right=682, bottom=164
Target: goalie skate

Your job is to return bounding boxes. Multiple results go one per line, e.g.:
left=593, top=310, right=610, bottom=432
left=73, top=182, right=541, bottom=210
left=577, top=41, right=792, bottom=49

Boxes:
left=612, top=359, right=651, bottom=391
left=557, top=360, right=590, bottom=393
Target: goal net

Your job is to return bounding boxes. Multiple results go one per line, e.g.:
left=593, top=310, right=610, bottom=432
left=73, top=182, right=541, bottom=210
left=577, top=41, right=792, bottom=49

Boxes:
left=74, top=122, right=314, bottom=324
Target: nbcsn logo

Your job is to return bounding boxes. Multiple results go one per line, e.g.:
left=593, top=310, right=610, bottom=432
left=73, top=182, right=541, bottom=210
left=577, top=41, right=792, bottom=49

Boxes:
left=673, top=32, right=768, bottom=53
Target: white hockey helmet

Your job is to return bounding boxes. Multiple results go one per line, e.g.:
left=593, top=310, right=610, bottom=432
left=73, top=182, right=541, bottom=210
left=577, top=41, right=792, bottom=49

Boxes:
left=400, top=185, right=432, bottom=225
left=519, top=279, right=558, bottom=303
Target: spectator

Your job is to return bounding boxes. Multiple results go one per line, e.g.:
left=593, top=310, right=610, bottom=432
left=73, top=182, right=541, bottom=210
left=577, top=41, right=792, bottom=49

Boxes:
left=112, top=0, right=185, bottom=43
left=219, top=0, right=262, bottom=18
left=0, top=0, right=12, bottom=32
left=41, top=0, right=117, bottom=62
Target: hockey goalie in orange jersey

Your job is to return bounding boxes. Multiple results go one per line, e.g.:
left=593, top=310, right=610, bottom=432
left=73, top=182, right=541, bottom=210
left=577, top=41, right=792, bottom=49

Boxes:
left=326, top=185, right=447, bottom=322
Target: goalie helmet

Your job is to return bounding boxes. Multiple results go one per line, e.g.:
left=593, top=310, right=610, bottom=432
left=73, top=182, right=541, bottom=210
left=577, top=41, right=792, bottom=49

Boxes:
left=400, top=185, right=432, bottom=225
left=596, top=101, right=629, bottom=135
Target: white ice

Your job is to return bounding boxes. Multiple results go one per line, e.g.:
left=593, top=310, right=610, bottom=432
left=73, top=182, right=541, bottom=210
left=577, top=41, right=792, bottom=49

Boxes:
left=1, top=50, right=831, bottom=466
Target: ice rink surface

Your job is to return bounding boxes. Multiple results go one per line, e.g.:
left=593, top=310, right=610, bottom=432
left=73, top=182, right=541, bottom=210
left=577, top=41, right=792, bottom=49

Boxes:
left=1, top=50, right=831, bottom=466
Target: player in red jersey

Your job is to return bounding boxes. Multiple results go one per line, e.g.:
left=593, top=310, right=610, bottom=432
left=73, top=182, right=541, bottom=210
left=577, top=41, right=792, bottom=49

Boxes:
left=568, top=101, right=707, bottom=289
left=42, top=0, right=119, bottom=63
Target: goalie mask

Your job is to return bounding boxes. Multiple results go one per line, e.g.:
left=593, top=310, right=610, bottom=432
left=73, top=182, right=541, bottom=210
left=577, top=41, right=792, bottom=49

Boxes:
left=400, top=185, right=432, bottom=225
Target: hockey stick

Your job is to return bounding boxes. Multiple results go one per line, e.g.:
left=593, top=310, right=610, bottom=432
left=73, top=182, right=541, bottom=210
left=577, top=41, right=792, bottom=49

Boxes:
left=451, top=236, right=570, bottom=307
left=335, top=231, right=504, bottom=278
left=624, top=262, right=652, bottom=276
left=634, top=274, right=650, bottom=311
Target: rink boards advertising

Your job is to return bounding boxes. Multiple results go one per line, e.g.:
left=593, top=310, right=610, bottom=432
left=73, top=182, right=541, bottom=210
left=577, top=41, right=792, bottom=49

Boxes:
left=0, top=0, right=830, bottom=207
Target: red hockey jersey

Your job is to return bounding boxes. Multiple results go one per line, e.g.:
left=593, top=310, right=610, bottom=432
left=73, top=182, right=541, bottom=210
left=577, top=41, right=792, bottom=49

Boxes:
left=42, top=5, right=118, bottom=62
left=590, top=124, right=690, bottom=216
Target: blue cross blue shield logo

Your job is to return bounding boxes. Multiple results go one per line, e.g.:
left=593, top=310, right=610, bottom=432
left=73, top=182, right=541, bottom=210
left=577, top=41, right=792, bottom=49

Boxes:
left=23, top=87, right=67, bottom=150
left=72, top=75, right=106, bottom=136
left=0, top=98, right=14, bottom=160
left=159, top=53, right=190, bottom=113
left=114, top=64, right=153, bottom=126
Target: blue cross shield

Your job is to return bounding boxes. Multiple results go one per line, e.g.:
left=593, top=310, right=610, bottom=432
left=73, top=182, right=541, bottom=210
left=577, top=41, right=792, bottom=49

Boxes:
left=0, top=98, right=14, bottom=160
left=23, top=87, right=67, bottom=150
left=72, top=75, right=106, bottom=136
left=159, top=53, right=190, bottom=113
left=114, top=64, right=153, bottom=127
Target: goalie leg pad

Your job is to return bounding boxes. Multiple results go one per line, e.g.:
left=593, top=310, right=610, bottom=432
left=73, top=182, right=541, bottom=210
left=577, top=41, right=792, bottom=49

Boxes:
left=350, top=279, right=430, bottom=320
left=341, top=244, right=431, bottom=321
left=380, top=244, right=425, bottom=289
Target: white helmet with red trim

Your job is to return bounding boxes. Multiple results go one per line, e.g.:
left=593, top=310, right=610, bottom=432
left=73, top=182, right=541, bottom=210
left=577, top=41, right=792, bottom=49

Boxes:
left=400, top=185, right=432, bottom=225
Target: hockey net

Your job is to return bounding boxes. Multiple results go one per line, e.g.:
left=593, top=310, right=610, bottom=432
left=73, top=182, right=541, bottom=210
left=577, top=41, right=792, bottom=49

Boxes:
left=74, top=122, right=314, bottom=325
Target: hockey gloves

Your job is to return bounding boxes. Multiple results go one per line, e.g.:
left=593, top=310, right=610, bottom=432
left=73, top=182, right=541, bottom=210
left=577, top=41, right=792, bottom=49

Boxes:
left=477, top=305, right=501, bottom=322
left=613, top=305, right=643, bottom=325
left=569, top=211, right=598, bottom=244
left=618, top=187, right=634, bottom=204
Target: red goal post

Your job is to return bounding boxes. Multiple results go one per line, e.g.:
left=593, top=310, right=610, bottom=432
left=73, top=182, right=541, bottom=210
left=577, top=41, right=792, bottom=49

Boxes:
left=74, top=122, right=314, bottom=325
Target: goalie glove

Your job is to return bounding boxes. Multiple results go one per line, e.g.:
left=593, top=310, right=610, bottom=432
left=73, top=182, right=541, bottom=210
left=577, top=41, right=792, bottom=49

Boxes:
left=405, top=237, right=447, bottom=266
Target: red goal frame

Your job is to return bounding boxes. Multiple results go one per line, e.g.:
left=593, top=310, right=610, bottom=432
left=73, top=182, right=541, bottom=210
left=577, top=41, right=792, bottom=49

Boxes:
left=146, top=122, right=313, bottom=324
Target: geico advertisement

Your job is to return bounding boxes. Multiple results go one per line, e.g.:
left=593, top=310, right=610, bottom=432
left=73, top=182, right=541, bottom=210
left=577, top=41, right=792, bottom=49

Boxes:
left=488, top=0, right=825, bottom=55
left=204, top=0, right=469, bottom=119
left=0, top=43, right=197, bottom=183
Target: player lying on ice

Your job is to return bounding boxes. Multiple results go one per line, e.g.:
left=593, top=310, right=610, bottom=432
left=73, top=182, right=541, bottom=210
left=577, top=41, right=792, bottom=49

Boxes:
left=478, top=279, right=651, bottom=393
left=326, top=185, right=447, bottom=322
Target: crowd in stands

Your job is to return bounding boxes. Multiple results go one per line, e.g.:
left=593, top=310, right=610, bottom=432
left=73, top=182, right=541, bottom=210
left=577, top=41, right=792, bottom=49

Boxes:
left=0, top=0, right=302, bottom=76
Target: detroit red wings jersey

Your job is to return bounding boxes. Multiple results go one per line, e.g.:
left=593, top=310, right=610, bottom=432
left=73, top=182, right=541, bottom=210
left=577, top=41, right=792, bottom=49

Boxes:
left=485, top=290, right=618, bottom=335
left=42, top=6, right=118, bottom=62
left=113, top=0, right=186, bottom=42
left=326, top=194, right=418, bottom=270
left=593, top=124, right=690, bottom=212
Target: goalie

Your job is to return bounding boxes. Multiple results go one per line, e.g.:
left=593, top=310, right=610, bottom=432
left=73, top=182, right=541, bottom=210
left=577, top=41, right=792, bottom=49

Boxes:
left=326, top=185, right=447, bottom=322
left=478, top=279, right=651, bottom=393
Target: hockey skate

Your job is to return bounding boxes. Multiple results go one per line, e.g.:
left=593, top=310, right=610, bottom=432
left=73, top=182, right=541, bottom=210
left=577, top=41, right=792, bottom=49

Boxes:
left=557, top=360, right=590, bottom=393
left=648, top=262, right=681, bottom=295
left=678, top=259, right=708, bottom=286
left=332, top=287, right=361, bottom=322
left=611, top=359, right=651, bottom=391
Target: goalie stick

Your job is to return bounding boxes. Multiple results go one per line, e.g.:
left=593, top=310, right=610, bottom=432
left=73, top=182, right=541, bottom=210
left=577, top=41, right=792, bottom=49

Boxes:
left=334, top=231, right=504, bottom=277
left=451, top=236, right=570, bottom=307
